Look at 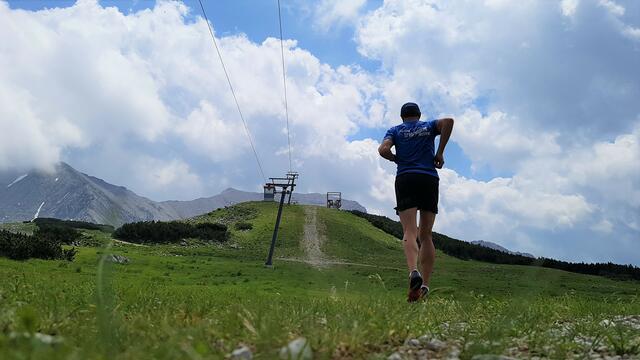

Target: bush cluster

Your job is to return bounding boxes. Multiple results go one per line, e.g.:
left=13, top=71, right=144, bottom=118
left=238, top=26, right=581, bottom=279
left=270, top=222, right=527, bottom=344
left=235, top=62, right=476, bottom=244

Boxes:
left=0, top=230, right=77, bottom=261
left=193, top=222, right=229, bottom=240
left=113, top=221, right=228, bottom=244
left=349, top=210, right=640, bottom=281
left=34, top=225, right=82, bottom=245
left=234, top=222, right=253, bottom=231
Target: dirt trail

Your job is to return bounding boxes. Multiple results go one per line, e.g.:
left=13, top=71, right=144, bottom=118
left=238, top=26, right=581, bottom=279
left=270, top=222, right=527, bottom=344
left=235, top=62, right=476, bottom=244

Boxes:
left=301, top=206, right=328, bottom=268
left=278, top=206, right=402, bottom=271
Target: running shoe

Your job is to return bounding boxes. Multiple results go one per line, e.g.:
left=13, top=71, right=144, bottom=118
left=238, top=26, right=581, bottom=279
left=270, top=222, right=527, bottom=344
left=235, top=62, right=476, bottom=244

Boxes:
left=407, top=270, right=423, bottom=302
left=419, top=286, right=429, bottom=301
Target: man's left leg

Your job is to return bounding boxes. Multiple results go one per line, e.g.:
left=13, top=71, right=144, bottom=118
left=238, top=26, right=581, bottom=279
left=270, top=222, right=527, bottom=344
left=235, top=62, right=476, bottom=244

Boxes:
left=418, top=211, right=436, bottom=291
left=398, top=208, right=419, bottom=272
left=399, top=208, right=423, bottom=302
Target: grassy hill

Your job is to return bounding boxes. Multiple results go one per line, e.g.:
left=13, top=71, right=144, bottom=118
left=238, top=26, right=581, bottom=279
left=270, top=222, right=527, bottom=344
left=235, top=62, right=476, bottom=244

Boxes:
left=0, top=202, right=638, bottom=359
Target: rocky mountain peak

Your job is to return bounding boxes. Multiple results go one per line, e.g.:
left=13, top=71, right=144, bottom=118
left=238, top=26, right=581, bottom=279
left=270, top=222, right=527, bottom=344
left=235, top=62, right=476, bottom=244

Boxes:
left=1, top=163, right=368, bottom=227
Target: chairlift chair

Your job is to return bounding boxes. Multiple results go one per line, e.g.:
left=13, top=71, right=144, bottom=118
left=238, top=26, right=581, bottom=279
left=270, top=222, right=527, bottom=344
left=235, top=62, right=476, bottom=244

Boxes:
left=263, top=184, right=276, bottom=201
left=326, top=192, right=342, bottom=209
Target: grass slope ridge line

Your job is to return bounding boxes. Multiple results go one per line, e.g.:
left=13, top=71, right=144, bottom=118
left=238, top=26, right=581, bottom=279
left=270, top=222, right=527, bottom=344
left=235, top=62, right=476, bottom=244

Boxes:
left=349, top=210, right=640, bottom=281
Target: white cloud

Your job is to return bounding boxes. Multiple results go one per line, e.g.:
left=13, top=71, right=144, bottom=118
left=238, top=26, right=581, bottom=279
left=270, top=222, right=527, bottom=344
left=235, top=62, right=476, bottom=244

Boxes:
left=0, top=87, right=52, bottom=172
left=369, top=163, right=396, bottom=204
left=0, top=0, right=381, bottom=198
left=136, top=157, right=203, bottom=197
left=438, top=169, right=593, bottom=231
left=454, top=109, right=561, bottom=172
left=433, top=124, right=640, bottom=259
left=313, top=0, right=366, bottom=31
left=598, top=0, right=625, bottom=16
left=623, top=25, right=640, bottom=40
left=357, top=0, right=640, bottom=137
left=176, top=101, right=249, bottom=162
left=0, top=0, right=171, bottom=172
left=592, top=219, right=613, bottom=233
left=561, top=0, right=580, bottom=17
left=595, top=0, right=640, bottom=42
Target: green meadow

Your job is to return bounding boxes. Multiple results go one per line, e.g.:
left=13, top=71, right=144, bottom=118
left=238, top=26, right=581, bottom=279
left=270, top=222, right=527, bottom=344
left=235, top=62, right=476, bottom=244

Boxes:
left=0, top=202, right=638, bottom=359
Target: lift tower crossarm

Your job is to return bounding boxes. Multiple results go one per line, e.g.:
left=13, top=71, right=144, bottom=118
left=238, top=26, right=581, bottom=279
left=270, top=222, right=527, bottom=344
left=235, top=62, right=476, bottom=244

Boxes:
left=285, top=172, right=299, bottom=205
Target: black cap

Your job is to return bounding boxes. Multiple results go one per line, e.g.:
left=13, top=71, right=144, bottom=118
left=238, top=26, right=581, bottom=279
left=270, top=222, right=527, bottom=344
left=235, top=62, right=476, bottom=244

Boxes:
left=401, top=102, right=421, bottom=118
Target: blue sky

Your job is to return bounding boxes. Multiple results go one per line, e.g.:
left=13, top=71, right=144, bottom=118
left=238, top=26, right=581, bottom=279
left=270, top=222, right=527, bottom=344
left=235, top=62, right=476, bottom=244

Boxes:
left=9, top=1, right=384, bottom=69
left=1, top=0, right=638, bottom=265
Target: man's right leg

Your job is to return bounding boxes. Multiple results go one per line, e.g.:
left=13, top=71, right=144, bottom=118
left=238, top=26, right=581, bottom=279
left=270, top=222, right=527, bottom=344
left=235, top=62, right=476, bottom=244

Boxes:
left=398, top=207, right=419, bottom=272
left=418, top=211, right=436, bottom=288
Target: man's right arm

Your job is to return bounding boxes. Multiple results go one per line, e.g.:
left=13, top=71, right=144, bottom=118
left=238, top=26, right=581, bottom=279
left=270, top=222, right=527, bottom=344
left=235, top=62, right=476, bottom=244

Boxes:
left=434, top=118, right=454, bottom=169
left=378, top=138, right=396, bottom=162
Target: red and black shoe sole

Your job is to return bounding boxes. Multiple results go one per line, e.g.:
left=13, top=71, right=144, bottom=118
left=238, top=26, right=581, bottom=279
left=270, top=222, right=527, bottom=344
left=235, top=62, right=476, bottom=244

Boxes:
left=407, top=273, right=423, bottom=302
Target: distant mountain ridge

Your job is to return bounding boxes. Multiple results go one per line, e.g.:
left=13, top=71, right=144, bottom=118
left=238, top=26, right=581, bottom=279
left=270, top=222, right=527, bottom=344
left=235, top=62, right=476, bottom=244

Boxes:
left=0, top=163, right=367, bottom=227
left=471, top=240, right=535, bottom=258
left=162, top=188, right=366, bottom=219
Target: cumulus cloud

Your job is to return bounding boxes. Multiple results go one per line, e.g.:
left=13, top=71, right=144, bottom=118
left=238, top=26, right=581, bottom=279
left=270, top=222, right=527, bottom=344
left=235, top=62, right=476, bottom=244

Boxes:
left=454, top=109, right=561, bottom=172
left=357, top=0, right=640, bottom=138
left=0, top=84, right=78, bottom=172
left=428, top=120, right=639, bottom=261
left=313, top=0, right=366, bottom=31
left=561, top=0, right=580, bottom=17
left=598, top=0, right=625, bottom=16
left=438, top=169, right=593, bottom=232
left=0, top=0, right=171, bottom=170
left=135, top=157, right=203, bottom=199
left=435, top=121, right=639, bottom=248
left=623, top=25, right=640, bottom=40
left=596, top=0, right=640, bottom=41
left=0, top=0, right=381, bottom=199
left=176, top=101, right=249, bottom=162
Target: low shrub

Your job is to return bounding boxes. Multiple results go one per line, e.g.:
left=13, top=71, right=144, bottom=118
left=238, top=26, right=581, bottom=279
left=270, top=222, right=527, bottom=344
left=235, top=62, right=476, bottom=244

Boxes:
left=34, top=225, right=82, bottom=245
left=113, top=221, right=190, bottom=244
left=234, top=222, right=253, bottom=231
left=114, top=221, right=228, bottom=244
left=0, top=231, right=31, bottom=260
left=194, top=223, right=229, bottom=241
left=0, top=230, right=76, bottom=261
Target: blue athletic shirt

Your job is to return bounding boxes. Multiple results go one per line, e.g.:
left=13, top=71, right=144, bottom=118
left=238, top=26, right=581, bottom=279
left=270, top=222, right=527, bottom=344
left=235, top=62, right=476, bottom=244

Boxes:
left=383, top=119, right=441, bottom=178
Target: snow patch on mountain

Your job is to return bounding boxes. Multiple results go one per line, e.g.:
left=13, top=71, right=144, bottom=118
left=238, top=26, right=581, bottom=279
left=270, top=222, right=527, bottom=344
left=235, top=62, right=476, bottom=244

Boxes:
left=7, top=174, right=28, bottom=188
left=33, top=202, right=45, bottom=220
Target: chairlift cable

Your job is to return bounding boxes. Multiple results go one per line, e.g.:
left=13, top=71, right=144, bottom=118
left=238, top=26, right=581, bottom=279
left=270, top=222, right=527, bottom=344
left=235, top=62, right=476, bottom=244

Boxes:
left=197, top=0, right=267, bottom=183
left=277, top=0, right=293, bottom=173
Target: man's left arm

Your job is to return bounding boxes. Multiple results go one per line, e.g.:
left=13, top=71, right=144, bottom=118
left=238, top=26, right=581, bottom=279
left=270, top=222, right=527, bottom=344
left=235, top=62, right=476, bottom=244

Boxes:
left=434, top=118, right=454, bottom=169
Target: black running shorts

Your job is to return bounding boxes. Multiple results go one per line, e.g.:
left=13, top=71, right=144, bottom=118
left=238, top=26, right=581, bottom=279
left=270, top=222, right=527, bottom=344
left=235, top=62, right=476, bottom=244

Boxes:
left=394, top=173, right=439, bottom=214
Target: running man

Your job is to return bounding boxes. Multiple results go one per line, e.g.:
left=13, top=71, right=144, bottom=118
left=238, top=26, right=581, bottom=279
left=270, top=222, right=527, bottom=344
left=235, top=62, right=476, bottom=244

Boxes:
left=378, top=102, right=454, bottom=302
